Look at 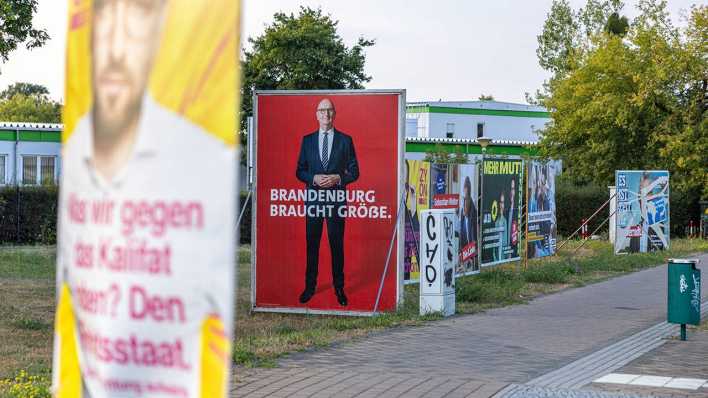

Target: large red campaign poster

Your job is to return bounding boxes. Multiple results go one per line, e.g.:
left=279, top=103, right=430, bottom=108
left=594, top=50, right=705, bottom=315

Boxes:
left=253, top=91, right=404, bottom=315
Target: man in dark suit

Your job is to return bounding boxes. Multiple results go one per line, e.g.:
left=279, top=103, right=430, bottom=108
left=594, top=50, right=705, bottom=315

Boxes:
left=296, top=98, right=359, bottom=306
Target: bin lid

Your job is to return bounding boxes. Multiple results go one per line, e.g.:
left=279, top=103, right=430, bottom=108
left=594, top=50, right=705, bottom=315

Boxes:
left=668, top=258, right=700, bottom=264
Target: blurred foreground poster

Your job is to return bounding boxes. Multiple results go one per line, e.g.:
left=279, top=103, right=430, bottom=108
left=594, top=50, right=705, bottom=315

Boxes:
left=53, top=1, right=240, bottom=396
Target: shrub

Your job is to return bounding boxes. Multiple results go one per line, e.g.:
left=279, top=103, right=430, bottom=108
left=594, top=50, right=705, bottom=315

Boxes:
left=555, top=178, right=609, bottom=237
left=0, top=370, right=51, bottom=398
left=0, top=186, right=58, bottom=245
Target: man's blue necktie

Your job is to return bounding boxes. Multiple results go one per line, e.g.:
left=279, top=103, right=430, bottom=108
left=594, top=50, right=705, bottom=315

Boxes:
left=322, top=132, right=329, bottom=169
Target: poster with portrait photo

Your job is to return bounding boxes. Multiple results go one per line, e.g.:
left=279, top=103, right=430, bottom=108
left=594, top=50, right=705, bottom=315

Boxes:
left=253, top=90, right=404, bottom=315
left=457, top=163, right=480, bottom=274
left=480, top=158, right=523, bottom=266
left=53, top=1, right=240, bottom=396
left=403, top=159, right=430, bottom=283
left=527, top=161, right=558, bottom=259
left=615, top=170, right=670, bottom=254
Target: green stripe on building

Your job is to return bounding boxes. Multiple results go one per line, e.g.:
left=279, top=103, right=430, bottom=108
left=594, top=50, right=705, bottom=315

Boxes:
left=405, top=142, right=537, bottom=156
left=407, top=105, right=550, bottom=118
left=0, top=130, right=62, bottom=142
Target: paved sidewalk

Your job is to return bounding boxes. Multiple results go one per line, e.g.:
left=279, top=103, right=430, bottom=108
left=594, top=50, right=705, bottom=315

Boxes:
left=232, top=253, right=708, bottom=397
left=588, top=330, right=708, bottom=398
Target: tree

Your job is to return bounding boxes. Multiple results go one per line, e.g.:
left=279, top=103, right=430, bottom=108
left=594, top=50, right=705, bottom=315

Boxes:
left=240, top=7, right=374, bottom=136
left=535, top=0, right=627, bottom=81
left=0, top=82, right=49, bottom=99
left=0, top=83, right=61, bottom=123
left=478, top=94, right=494, bottom=101
left=536, top=3, right=708, bottom=197
left=0, top=0, right=49, bottom=64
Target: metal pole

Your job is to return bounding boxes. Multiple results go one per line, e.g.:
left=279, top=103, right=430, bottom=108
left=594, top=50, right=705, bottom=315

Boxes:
left=681, top=324, right=687, bottom=341
left=237, top=190, right=252, bottom=228
left=15, top=128, right=20, bottom=244
left=556, top=194, right=616, bottom=253
left=479, top=149, right=485, bottom=269
left=572, top=209, right=617, bottom=255
left=373, top=192, right=406, bottom=315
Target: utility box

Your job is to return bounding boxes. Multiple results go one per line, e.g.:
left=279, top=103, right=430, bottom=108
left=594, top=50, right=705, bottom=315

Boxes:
left=420, top=209, right=457, bottom=316
left=667, top=259, right=701, bottom=340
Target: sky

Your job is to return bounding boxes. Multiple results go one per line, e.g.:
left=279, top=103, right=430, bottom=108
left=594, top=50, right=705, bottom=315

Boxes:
left=0, top=0, right=698, bottom=104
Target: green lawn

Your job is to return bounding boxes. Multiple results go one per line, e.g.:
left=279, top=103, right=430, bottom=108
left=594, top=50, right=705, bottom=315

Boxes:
left=1, top=239, right=707, bottom=393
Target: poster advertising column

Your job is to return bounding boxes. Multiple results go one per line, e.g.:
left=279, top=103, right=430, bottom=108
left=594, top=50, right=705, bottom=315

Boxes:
left=53, top=1, right=240, bottom=397
left=481, top=158, right=523, bottom=266
left=253, top=90, right=404, bottom=315
left=615, top=170, right=670, bottom=254
left=527, top=161, right=558, bottom=258
left=403, top=159, right=430, bottom=283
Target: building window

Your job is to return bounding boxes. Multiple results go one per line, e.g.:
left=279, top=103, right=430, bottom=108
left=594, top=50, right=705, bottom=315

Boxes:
left=446, top=123, right=455, bottom=138
left=22, top=155, right=56, bottom=185
left=22, top=156, right=37, bottom=185
left=477, top=123, right=484, bottom=138
left=0, top=155, right=5, bottom=185
left=40, top=156, right=56, bottom=185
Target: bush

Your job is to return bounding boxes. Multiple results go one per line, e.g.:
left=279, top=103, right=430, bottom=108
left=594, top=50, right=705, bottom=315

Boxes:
left=669, top=187, right=701, bottom=237
left=0, top=370, right=51, bottom=398
left=554, top=176, right=701, bottom=239
left=0, top=186, right=58, bottom=245
left=555, top=179, right=609, bottom=237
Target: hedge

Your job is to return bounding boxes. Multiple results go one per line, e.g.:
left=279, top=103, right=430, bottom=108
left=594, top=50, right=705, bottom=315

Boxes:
left=555, top=179, right=609, bottom=237
left=0, top=184, right=697, bottom=246
left=0, top=188, right=253, bottom=245
left=0, top=186, right=58, bottom=244
left=554, top=179, right=700, bottom=238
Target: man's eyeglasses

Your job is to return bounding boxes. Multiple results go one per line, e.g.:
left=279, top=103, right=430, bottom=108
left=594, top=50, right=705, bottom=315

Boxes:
left=317, top=108, right=335, bottom=114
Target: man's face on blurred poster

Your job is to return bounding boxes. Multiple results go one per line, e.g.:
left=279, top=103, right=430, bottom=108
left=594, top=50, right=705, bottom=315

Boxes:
left=91, top=0, right=166, bottom=138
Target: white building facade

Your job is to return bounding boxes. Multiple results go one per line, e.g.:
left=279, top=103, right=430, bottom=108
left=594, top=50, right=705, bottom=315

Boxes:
left=0, top=122, right=62, bottom=186
left=406, top=101, right=551, bottom=142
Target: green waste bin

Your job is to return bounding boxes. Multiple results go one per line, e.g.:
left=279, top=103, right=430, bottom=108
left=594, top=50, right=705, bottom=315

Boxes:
left=667, top=258, right=701, bottom=340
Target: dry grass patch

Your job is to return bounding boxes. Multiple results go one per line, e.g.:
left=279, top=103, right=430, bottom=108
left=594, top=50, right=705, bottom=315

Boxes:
left=0, top=248, right=56, bottom=380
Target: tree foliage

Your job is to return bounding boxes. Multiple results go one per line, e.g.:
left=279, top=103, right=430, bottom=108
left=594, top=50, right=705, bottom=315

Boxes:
left=536, top=0, right=625, bottom=78
left=536, top=2, right=708, bottom=198
left=0, top=82, right=48, bottom=99
left=240, top=7, right=374, bottom=134
left=0, top=83, right=60, bottom=123
left=424, top=144, right=468, bottom=164
left=0, top=0, right=48, bottom=65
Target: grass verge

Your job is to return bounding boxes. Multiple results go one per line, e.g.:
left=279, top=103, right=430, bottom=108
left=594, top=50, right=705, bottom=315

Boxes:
left=0, top=239, right=706, bottom=385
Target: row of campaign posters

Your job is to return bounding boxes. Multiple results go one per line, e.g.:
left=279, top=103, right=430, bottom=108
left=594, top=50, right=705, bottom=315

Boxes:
left=251, top=86, right=563, bottom=316
left=404, top=159, right=559, bottom=283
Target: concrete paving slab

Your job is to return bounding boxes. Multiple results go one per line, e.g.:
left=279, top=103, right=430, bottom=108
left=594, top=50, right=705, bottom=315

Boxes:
left=593, top=374, right=641, bottom=385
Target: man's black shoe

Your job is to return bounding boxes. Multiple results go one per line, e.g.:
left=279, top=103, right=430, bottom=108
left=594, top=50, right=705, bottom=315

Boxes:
left=334, top=288, right=348, bottom=306
left=299, top=288, right=315, bottom=304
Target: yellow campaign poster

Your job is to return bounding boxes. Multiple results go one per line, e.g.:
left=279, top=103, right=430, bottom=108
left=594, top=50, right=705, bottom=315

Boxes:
left=54, top=1, right=240, bottom=397
left=404, top=160, right=429, bottom=282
